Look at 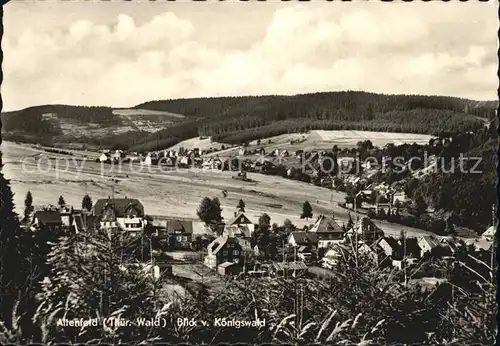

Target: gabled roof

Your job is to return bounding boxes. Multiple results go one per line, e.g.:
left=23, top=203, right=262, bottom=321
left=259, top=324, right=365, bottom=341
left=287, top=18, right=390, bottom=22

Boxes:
left=379, top=236, right=402, bottom=252
left=34, top=210, right=62, bottom=225
left=347, top=217, right=384, bottom=237
left=166, top=220, right=193, bottom=234
left=227, top=211, right=253, bottom=226
left=401, top=237, right=421, bottom=257
left=482, top=225, right=496, bottom=237
left=73, top=214, right=96, bottom=231
left=289, top=232, right=318, bottom=245
left=271, top=261, right=308, bottom=272
left=219, top=261, right=238, bottom=268
left=94, top=198, right=144, bottom=217
left=208, top=235, right=240, bottom=255
left=419, top=236, right=441, bottom=248
left=225, top=225, right=252, bottom=238
left=309, top=215, right=343, bottom=234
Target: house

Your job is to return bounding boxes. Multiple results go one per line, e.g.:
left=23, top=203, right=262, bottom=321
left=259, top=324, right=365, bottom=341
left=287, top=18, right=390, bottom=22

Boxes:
left=224, top=225, right=252, bottom=250
left=179, top=156, right=191, bottom=167
left=204, top=235, right=243, bottom=269
left=308, top=215, right=345, bottom=248
left=99, top=153, right=109, bottom=162
left=60, top=205, right=74, bottom=227
left=93, top=197, right=145, bottom=234
left=112, top=150, right=125, bottom=162
left=296, top=245, right=317, bottom=265
left=226, top=211, right=255, bottom=236
left=166, top=220, right=193, bottom=249
left=288, top=232, right=318, bottom=249
left=378, top=236, right=403, bottom=259
left=400, top=237, right=422, bottom=259
left=481, top=225, right=496, bottom=241
left=375, top=195, right=392, bottom=214
left=392, top=191, right=407, bottom=204
left=417, top=236, right=441, bottom=255
left=345, top=217, right=384, bottom=243
left=160, top=157, right=174, bottom=166
left=142, top=154, right=152, bottom=166
left=269, top=261, right=308, bottom=276
left=357, top=243, right=380, bottom=263
left=217, top=262, right=242, bottom=276
left=32, top=210, right=62, bottom=232
left=72, top=213, right=96, bottom=233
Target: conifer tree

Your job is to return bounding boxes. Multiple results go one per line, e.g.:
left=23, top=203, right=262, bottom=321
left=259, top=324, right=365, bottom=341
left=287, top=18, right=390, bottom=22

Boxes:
left=237, top=199, right=245, bottom=212
left=82, top=194, right=93, bottom=211
left=35, top=230, right=159, bottom=342
left=57, top=195, right=65, bottom=207
left=300, top=201, right=313, bottom=221
left=24, top=191, right=33, bottom=221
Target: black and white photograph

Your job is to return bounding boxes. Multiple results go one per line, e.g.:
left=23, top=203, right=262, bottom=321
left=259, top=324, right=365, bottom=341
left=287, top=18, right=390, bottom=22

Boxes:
left=0, top=0, right=498, bottom=344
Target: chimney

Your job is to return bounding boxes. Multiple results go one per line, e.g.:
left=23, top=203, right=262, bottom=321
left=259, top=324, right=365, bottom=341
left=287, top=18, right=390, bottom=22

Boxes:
left=108, top=196, right=110, bottom=199
left=125, top=196, right=127, bottom=199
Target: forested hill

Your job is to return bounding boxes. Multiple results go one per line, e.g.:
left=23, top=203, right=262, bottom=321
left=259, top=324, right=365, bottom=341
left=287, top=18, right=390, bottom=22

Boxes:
left=136, top=91, right=497, bottom=120
left=132, top=92, right=497, bottom=150
left=2, top=91, right=497, bottom=152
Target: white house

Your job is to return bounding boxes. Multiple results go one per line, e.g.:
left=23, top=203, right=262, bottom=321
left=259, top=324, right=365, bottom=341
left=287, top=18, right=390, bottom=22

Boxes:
left=482, top=226, right=496, bottom=241
left=99, top=153, right=109, bottom=162
left=226, top=211, right=255, bottom=236
left=417, top=236, right=441, bottom=255
left=116, top=216, right=145, bottom=236
left=142, top=154, right=152, bottom=166
left=392, top=191, right=407, bottom=204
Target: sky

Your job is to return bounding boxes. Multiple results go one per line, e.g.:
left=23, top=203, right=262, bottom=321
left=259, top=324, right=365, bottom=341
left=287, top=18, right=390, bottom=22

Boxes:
left=2, top=0, right=498, bottom=111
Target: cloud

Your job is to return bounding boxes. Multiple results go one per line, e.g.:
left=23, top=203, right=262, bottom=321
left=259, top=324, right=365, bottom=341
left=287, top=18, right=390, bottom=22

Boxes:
left=2, top=3, right=497, bottom=111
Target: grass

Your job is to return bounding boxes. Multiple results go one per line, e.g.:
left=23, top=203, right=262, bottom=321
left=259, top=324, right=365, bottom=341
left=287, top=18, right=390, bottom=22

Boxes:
left=4, top=141, right=433, bottom=237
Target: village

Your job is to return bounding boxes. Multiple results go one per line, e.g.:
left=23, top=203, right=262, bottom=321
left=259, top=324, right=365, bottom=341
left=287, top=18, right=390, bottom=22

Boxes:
left=20, top=135, right=495, bottom=287
left=25, top=185, right=495, bottom=293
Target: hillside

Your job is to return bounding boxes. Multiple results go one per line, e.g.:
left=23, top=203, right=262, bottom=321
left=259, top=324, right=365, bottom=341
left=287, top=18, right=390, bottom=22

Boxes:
left=2, top=91, right=497, bottom=152
left=1, top=105, right=186, bottom=147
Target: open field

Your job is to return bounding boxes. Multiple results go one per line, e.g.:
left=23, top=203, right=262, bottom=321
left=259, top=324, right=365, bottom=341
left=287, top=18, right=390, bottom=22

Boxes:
left=112, top=108, right=185, bottom=118
left=3, top=141, right=433, bottom=238
left=204, top=130, right=434, bottom=158
left=166, top=137, right=231, bottom=153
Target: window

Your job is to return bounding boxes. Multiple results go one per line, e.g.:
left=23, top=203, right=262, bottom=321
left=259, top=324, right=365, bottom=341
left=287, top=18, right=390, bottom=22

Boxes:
left=183, top=236, right=187, bottom=241
left=233, top=258, right=239, bottom=263
left=233, top=250, right=239, bottom=256
left=223, top=251, right=228, bottom=256
left=177, top=236, right=182, bottom=241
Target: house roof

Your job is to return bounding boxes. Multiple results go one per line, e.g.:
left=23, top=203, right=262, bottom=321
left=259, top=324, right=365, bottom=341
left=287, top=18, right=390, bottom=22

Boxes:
left=166, top=220, right=193, bottom=234
left=482, top=226, right=496, bottom=237
left=225, top=225, right=252, bottom=238
left=208, top=235, right=239, bottom=255
left=227, top=211, right=253, bottom=226
left=289, top=232, right=318, bottom=245
left=94, top=198, right=144, bottom=217
left=376, top=195, right=391, bottom=204
left=192, top=221, right=216, bottom=237
left=34, top=210, right=62, bottom=225
left=401, top=237, right=421, bottom=257
left=73, top=214, right=96, bottom=231
left=348, top=217, right=384, bottom=237
left=419, top=236, right=441, bottom=248
left=219, top=261, right=238, bottom=268
left=380, top=236, right=402, bottom=251
left=271, top=261, right=308, bottom=272
left=309, top=215, right=344, bottom=234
